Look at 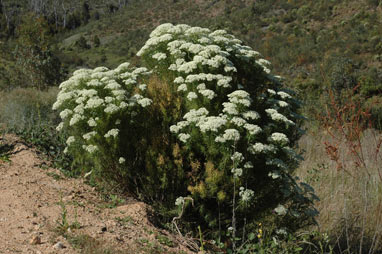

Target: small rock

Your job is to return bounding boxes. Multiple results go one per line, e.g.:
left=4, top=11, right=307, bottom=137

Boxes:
left=101, top=226, right=107, bottom=232
left=30, top=235, right=41, bottom=245
left=53, top=241, right=66, bottom=249
left=63, top=195, right=73, bottom=202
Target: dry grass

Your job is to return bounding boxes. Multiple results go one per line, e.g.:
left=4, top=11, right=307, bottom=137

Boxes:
left=296, top=128, right=382, bottom=253
left=0, top=87, right=59, bottom=130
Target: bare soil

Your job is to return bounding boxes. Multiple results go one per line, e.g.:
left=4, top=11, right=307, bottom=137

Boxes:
left=0, top=135, right=195, bottom=254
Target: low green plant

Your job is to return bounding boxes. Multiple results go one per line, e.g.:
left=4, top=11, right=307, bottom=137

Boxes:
left=210, top=227, right=333, bottom=254
left=155, top=233, right=175, bottom=248
left=0, top=137, right=13, bottom=163
left=56, top=199, right=70, bottom=234
left=114, top=216, right=133, bottom=226
left=56, top=197, right=81, bottom=235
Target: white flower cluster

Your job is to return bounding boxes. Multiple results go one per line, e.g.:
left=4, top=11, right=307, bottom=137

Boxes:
left=231, top=167, right=243, bottom=178
left=266, top=158, right=287, bottom=170
left=219, top=129, right=240, bottom=142
left=269, top=132, right=289, bottom=145
left=231, top=152, right=244, bottom=163
left=82, top=144, right=98, bottom=154
left=53, top=62, right=151, bottom=156
left=119, top=157, right=126, bottom=164
left=104, top=129, right=119, bottom=138
left=137, top=23, right=268, bottom=97
left=248, top=143, right=277, bottom=155
left=239, top=187, right=254, bottom=202
left=265, top=108, right=295, bottom=125
left=175, top=196, right=185, bottom=206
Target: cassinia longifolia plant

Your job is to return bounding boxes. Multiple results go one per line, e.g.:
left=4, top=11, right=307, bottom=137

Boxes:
left=54, top=23, right=318, bottom=240
left=53, top=63, right=153, bottom=182
left=138, top=23, right=318, bottom=234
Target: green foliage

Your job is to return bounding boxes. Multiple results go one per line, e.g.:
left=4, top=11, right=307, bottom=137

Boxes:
left=327, top=57, right=359, bottom=97
left=366, top=0, right=381, bottom=7
left=93, top=35, right=101, bottom=47
left=211, top=228, right=333, bottom=254
left=75, top=35, right=90, bottom=49
left=0, top=136, right=13, bottom=163
left=0, top=88, right=73, bottom=172
left=12, top=14, right=62, bottom=90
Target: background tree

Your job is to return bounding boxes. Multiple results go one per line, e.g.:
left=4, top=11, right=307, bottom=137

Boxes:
left=92, top=35, right=100, bottom=47
left=13, top=13, right=62, bottom=90
left=81, top=1, right=90, bottom=24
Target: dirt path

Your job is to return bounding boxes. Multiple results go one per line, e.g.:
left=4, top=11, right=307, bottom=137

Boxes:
left=0, top=135, right=195, bottom=254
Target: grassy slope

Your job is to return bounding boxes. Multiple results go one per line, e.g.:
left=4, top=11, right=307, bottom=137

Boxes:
left=58, top=0, right=382, bottom=84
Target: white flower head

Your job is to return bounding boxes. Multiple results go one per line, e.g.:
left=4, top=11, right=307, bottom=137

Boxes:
left=174, top=76, right=185, bottom=84
left=231, top=117, right=247, bottom=127
left=83, top=145, right=98, bottom=154
left=152, top=52, right=167, bottom=61
left=244, top=161, right=254, bottom=169
left=199, top=89, right=216, bottom=100
left=66, top=136, right=75, bottom=146
left=231, top=167, right=243, bottom=178
left=223, top=102, right=238, bottom=115
left=119, top=157, right=126, bottom=164
left=187, top=92, right=198, bottom=101
left=231, top=152, right=244, bottom=163
left=69, top=114, right=84, bottom=126
left=275, top=204, right=288, bottom=216
left=170, top=124, right=181, bottom=134
left=59, top=109, right=72, bottom=120
left=249, top=143, right=276, bottom=154
left=197, top=83, right=206, bottom=90
left=83, top=131, right=97, bottom=141
left=223, top=129, right=240, bottom=142
left=88, top=118, right=97, bottom=127
left=137, top=98, right=152, bottom=107
left=243, top=111, right=260, bottom=120
left=56, top=122, right=64, bottom=132
left=178, top=133, right=191, bottom=143
left=277, top=91, right=292, bottom=99
left=270, top=132, right=289, bottom=145
left=265, top=108, right=294, bottom=125
left=175, top=196, right=185, bottom=206
left=138, top=84, right=147, bottom=91
left=177, top=83, right=188, bottom=92
left=197, top=116, right=226, bottom=133
left=239, top=187, right=254, bottom=202
left=104, top=129, right=119, bottom=138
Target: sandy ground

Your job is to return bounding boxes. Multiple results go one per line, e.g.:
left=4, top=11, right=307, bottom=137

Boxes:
left=0, top=135, right=196, bottom=254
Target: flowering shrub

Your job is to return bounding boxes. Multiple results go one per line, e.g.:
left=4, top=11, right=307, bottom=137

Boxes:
left=138, top=23, right=317, bottom=235
left=53, top=63, right=154, bottom=185
left=54, top=23, right=317, bottom=242
left=53, top=62, right=192, bottom=208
